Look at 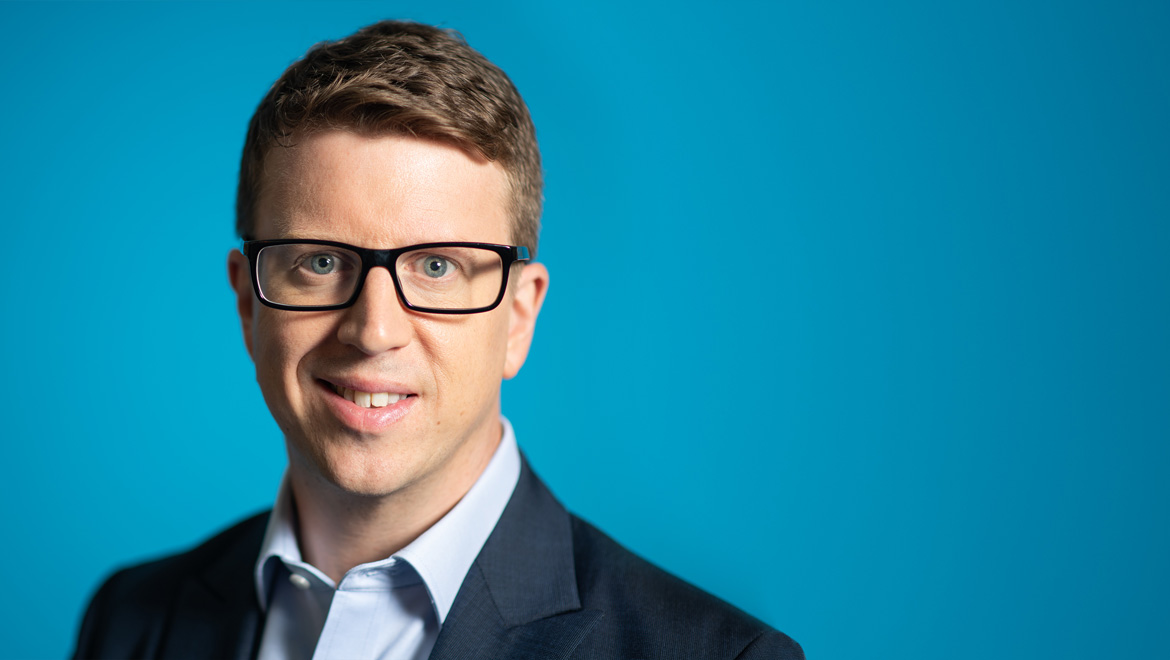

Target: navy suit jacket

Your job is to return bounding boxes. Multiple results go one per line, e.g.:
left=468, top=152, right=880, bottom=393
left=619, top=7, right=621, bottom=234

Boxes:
left=74, top=460, right=803, bottom=659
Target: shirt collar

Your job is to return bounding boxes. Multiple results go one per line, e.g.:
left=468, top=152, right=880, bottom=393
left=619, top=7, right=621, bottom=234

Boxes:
left=253, top=416, right=522, bottom=624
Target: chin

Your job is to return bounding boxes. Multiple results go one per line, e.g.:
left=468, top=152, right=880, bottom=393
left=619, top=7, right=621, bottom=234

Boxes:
left=289, top=435, right=426, bottom=498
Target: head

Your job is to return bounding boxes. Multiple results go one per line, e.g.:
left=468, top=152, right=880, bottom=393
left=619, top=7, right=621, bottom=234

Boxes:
left=227, top=21, right=549, bottom=504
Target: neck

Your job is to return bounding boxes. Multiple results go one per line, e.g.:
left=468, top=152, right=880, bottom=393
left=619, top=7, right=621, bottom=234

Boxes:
left=287, top=421, right=503, bottom=583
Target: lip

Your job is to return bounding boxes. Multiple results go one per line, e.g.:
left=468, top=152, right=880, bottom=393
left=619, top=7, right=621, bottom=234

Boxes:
left=317, top=378, right=417, bottom=433
left=319, top=376, right=415, bottom=395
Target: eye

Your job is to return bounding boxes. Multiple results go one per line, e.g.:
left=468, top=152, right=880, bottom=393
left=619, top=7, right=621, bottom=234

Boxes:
left=308, top=254, right=337, bottom=275
left=422, top=256, right=454, bottom=278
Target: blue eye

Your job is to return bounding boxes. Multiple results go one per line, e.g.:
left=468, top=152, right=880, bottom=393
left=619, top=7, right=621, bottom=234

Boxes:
left=423, top=256, right=452, bottom=278
left=309, top=254, right=336, bottom=274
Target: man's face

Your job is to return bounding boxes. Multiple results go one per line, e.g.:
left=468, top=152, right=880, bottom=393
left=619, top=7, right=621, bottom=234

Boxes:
left=228, top=131, right=547, bottom=499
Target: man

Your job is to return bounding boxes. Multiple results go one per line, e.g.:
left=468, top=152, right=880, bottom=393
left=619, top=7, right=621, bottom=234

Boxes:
left=74, top=20, right=802, bottom=660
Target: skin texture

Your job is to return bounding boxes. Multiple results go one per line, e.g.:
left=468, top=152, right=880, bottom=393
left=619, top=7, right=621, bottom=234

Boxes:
left=227, top=131, right=549, bottom=581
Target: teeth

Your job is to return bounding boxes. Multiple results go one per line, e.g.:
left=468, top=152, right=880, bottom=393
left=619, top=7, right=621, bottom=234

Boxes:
left=332, top=384, right=405, bottom=408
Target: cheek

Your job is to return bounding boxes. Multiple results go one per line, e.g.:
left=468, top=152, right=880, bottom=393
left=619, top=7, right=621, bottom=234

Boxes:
left=251, top=312, right=332, bottom=394
left=419, top=314, right=510, bottom=393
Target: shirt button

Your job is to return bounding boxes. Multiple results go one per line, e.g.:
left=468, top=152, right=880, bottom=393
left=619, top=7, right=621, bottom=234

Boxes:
left=289, top=573, right=311, bottom=590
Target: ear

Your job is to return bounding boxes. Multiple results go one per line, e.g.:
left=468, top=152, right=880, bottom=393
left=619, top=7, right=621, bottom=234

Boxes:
left=227, top=249, right=256, bottom=361
left=503, top=262, right=549, bottom=379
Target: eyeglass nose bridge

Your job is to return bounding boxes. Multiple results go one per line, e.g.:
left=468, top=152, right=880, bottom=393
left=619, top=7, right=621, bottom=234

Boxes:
left=350, top=249, right=409, bottom=309
left=368, top=248, right=400, bottom=270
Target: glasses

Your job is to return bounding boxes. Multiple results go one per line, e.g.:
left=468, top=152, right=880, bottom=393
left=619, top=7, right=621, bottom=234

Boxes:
left=242, top=239, right=530, bottom=313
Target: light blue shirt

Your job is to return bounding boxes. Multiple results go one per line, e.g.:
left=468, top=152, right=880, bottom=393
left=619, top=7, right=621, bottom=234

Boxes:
left=254, top=418, right=522, bottom=660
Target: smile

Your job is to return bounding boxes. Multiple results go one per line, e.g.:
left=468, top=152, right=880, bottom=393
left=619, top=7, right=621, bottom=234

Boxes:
left=329, top=383, right=414, bottom=408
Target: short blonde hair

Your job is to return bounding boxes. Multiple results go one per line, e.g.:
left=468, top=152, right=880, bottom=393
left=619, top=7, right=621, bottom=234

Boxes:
left=236, top=20, right=542, bottom=256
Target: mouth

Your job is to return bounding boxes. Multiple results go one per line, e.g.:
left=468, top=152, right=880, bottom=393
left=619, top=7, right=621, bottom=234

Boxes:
left=320, top=380, right=416, bottom=409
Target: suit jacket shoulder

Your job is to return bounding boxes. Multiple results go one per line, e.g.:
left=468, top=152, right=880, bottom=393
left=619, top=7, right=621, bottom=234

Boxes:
left=566, top=514, right=803, bottom=659
left=432, top=459, right=804, bottom=660
left=73, top=511, right=268, bottom=660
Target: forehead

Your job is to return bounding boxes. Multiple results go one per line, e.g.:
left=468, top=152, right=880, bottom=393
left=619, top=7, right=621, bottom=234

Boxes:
left=254, top=131, right=511, bottom=246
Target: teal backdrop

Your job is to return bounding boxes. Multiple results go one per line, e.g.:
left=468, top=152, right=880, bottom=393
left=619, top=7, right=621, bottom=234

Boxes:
left=2, top=1, right=1168, bottom=658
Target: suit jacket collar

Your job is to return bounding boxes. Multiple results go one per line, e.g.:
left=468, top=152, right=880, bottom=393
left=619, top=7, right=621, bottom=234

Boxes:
left=155, top=456, right=599, bottom=660
left=429, top=456, right=603, bottom=660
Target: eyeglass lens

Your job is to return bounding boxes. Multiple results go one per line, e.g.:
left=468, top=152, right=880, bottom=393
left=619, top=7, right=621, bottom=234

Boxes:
left=255, top=244, right=506, bottom=310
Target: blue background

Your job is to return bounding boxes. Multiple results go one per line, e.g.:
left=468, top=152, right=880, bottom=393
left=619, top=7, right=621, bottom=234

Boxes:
left=2, top=1, right=1168, bottom=658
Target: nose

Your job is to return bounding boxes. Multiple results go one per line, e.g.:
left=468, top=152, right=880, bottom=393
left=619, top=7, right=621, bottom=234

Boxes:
left=337, top=267, right=413, bottom=355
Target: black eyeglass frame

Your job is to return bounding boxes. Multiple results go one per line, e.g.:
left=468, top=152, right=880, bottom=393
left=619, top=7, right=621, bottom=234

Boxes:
left=241, top=239, right=531, bottom=314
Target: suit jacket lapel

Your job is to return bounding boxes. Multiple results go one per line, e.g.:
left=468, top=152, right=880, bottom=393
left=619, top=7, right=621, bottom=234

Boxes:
left=429, top=458, right=603, bottom=660
left=160, top=513, right=268, bottom=660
